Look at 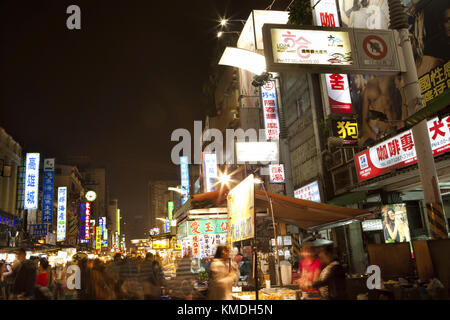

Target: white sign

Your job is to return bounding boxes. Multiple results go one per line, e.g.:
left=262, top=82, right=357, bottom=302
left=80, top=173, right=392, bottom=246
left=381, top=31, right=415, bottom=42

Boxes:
left=24, top=153, right=40, bottom=210
left=43, top=158, right=55, bottom=171
left=236, top=141, right=279, bottom=163
left=203, top=152, right=218, bottom=192
left=261, top=80, right=280, bottom=141
left=362, top=219, right=383, bottom=232
left=57, top=187, right=67, bottom=242
left=85, top=190, right=97, bottom=202
left=294, top=180, right=321, bottom=202
left=269, top=164, right=285, bottom=183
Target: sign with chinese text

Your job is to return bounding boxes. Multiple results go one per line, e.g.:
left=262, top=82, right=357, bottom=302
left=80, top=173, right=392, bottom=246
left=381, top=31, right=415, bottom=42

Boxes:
left=187, top=219, right=228, bottom=236
left=85, top=202, right=91, bottom=239
left=236, top=141, right=279, bottom=163
left=261, top=80, right=280, bottom=141
left=269, top=164, right=285, bottom=183
left=180, top=156, right=190, bottom=204
left=193, top=234, right=227, bottom=259
left=152, top=238, right=169, bottom=249
left=362, top=219, right=383, bottom=232
left=96, top=226, right=101, bottom=250
left=177, top=222, right=187, bottom=239
left=24, top=153, right=40, bottom=210
left=294, top=180, right=321, bottom=202
left=42, top=159, right=54, bottom=224
left=355, top=116, right=450, bottom=181
left=227, top=174, right=255, bottom=242
left=202, top=152, right=218, bottom=192
left=262, top=24, right=400, bottom=74
left=332, top=119, right=358, bottom=144
left=418, top=60, right=450, bottom=107
left=29, top=224, right=48, bottom=237
left=57, top=187, right=67, bottom=242
left=311, top=0, right=353, bottom=114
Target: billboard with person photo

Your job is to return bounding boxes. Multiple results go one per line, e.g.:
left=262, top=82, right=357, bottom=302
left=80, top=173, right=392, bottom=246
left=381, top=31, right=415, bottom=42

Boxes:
left=337, top=0, right=450, bottom=147
left=381, top=204, right=411, bottom=243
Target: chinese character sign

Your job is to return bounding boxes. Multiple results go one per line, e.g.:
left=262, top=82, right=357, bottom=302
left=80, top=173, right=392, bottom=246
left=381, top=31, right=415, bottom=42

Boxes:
left=180, top=156, right=190, bottom=204
left=41, top=166, right=54, bottom=224
left=24, top=153, right=40, bottom=210
left=269, top=164, right=285, bottom=183
left=261, top=80, right=280, bottom=141
left=227, top=174, right=255, bottom=243
left=96, top=226, right=101, bottom=250
left=79, top=202, right=86, bottom=239
left=294, top=181, right=321, bottom=202
left=29, top=224, right=48, bottom=237
left=355, top=116, right=450, bottom=181
left=332, top=120, right=359, bottom=144
left=203, top=152, right=218, bottom=192
left=57, top=187, right=67, bottom=242
left=187, top=219, right=228, bottom=236
left=85, top=202, right=91, bottom=239
left=419, top=60, right=450, bottom=106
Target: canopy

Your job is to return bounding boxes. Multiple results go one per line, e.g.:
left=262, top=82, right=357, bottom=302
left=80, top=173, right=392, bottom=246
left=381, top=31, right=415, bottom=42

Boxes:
left=254, top=190, right=370, bottom=230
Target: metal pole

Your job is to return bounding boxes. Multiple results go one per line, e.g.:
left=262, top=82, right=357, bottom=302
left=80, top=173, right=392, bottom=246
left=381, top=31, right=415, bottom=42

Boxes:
left=388, top=0, right=448, bottom=239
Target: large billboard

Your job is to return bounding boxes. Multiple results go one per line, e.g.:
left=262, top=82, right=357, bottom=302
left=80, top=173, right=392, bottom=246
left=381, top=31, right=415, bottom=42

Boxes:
left=337, top=0, right=450, bottom=146
left=24, top=153, right=40, bottom=210
left=355, top=116, right=450, bottom=181
left=227, top=174, right=255, bottom=242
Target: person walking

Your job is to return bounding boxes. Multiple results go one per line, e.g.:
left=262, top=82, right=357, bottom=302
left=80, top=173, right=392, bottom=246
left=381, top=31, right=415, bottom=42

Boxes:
left=11, top=248, right=37, bottom=300
left=34, top=258, right=53, bottom=300
left=309, top=246, right=347, bottom=300
left=2, top=260, right=14, bottom=300
left=208, top=246, right=238, bottom=300
left=140, top=253, right=158, bottom=299
left=296, top=243, right=321, bottom=295
left=174, top=248, right=196, bottom=299
left=91, top=259, right=115, bottom=300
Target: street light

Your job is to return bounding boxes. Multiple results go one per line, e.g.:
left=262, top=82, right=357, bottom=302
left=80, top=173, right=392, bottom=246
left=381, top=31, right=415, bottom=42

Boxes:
left=217, top=31, right=240, bottom=38
left=168, top=187, right=187, bottom=195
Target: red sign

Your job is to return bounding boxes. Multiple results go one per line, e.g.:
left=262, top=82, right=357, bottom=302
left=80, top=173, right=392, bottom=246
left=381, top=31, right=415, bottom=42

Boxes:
left=363, top=35, right=388, bottom=60
left=355, top=116, right=450, bottom=181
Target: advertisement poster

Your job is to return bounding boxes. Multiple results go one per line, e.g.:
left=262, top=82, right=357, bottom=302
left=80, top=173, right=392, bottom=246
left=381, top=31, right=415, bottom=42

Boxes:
left=381, top=204, right=411, bottom=243
left=227, top=174, right=255, bottom=242
left=355, top=116, right=450, bottom=181
left=337, top=0, right=450, bottom=147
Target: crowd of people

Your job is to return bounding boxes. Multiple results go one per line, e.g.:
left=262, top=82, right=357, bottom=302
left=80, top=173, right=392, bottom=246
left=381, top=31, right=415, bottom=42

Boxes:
left=0, top=244, right=348, bottom=300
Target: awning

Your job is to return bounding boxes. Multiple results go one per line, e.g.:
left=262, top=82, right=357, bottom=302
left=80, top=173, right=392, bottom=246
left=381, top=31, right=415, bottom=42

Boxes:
left=173, top=188, right=229, bottom=220
left=254, top=190, right=370, bottom=230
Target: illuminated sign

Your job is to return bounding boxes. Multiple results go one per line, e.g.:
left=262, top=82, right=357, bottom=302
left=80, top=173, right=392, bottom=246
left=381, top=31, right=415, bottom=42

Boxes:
left=57, top=187, right=67, bottom=242
left=152, top=239, right=169, bottom=249
left=261, top=80, right=280, bottom=141
left=419, top=60, right=450, bottom=107
left=227, top=174, right=255, bottom=242
left=180, top=156, right=190, bottom=204
left=101, top=217, right=107, bottom=240
left=219, top=47, right=266, bottom=75
left=42, top=158, right=54, bottom=224
left=24, top=153, right=40, bottom=210
left=332, top=119, right=358, bottom=144
left=362, top=219, right=383, bottom=232
left=29, top=224, right=48, bottom=237
left=269, top=164, right=285, bottom=183
left=294, top=180, right=321, bottom=202
left=117, top=209, right=121, bottom=235
left=236, top=141, right=279, bottom=163
left=177, top=222, right=187, bottom=239
left=187, top=219, right=228, bottom=236
left=79, top=202, right=86, bottom=239
left=203, top=152, right=218, bottom=192
left=85, top=191, right=97, bottom=202
left=355, top=116, right=450, bottom=182
left=262, top=24, right=400, bottom=74
left=96, top=226, right=101, bottom=250
left=85, top=202, right=91, bottom=239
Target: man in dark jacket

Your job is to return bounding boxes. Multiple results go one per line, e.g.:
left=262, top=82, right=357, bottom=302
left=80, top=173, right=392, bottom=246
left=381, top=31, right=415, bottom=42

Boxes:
left=311, top=246, right=347, bottom=300
left=12, top=248, right=37, bottom=299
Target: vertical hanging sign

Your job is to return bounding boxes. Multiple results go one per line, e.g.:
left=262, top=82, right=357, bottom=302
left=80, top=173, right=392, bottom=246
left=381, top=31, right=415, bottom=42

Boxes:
left=312, top=0, right=353, bottom=114
left=24, top=153, right=40, bottom=210
left=85, top=202, right=91, bottom=240
left=202, top=152, right=218, bottom=192
left=57, top=187, right=67, bottom=242
left=180, top=156, right=190, bottom=204
left=42, top=158, right=55, bottom=224
left=260, top=80, right=280, bottom=140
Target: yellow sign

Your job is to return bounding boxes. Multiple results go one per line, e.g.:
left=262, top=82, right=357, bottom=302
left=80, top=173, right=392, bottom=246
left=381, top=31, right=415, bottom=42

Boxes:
left=152, top=239, right=169, bottom=249
left=227, top=174, right=255, bottom=243
left=95, top=226, right=101, bottom=250
left=419, top=60, right=450, bottom=106
left=333, top=120, right=358, bottom=142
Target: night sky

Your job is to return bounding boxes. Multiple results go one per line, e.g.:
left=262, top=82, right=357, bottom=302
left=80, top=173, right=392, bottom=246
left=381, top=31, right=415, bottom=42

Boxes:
left=0, top=0, right=292, bottom=239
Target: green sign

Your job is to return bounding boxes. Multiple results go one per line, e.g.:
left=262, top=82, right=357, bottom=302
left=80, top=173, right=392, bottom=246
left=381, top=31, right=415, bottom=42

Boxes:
left=187, top=219, right=228, bottom=236
left=168, top=201, right=174, bottom=221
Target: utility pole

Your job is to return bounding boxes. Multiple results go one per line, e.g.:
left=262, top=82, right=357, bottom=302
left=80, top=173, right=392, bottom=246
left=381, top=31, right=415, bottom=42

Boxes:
left=388, top=0, right=448, bottom=239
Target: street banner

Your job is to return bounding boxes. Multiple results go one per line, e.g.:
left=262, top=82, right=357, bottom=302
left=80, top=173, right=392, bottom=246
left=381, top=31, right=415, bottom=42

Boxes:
left=41, top=169, right=54, bottom=224
left=227, top=174, right=255, bottom=242
left=260, top=80, right=280, bottom=141
left=355, top=116, right=450, bottom=182
left=57, top=187, right=67, bottom=242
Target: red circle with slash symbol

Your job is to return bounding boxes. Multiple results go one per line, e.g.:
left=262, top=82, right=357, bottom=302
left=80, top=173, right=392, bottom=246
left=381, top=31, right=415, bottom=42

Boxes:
left=363, top=35, right=388, bottom=60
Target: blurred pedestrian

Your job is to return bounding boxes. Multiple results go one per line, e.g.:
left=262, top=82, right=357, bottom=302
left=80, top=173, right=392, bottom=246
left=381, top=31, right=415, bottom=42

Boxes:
left=2, top=259, right=14, bottom=299
left=296, top=243, right=321, bottom=294
left=34, top=258, right=53, bottom=300
left=208, top=246, right=238, bottom=300
left=91, top=259, right=115, bottom=300
left=106, top=253, right=124, bottom=299
left=140, top=253, right=159, bottom=299
left=174, top=247, right=196, bottom=299
left=119, top=257, right=143, bottom=299
left=12, top=248, right=36, bottom=299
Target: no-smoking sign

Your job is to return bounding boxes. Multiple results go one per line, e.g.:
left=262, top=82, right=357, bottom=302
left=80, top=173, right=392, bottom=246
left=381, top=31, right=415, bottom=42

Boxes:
left=362, top=35, right=388, bottom=60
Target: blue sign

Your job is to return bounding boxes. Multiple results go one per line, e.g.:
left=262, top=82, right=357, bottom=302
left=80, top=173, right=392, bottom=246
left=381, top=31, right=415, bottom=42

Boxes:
left=79, top=202, right=86, bottom=239
left=42, top=171, right=54, bottom=223
left=180, top=156, right=190, bottom=204
left=29, top=224, right=48, bottom=237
